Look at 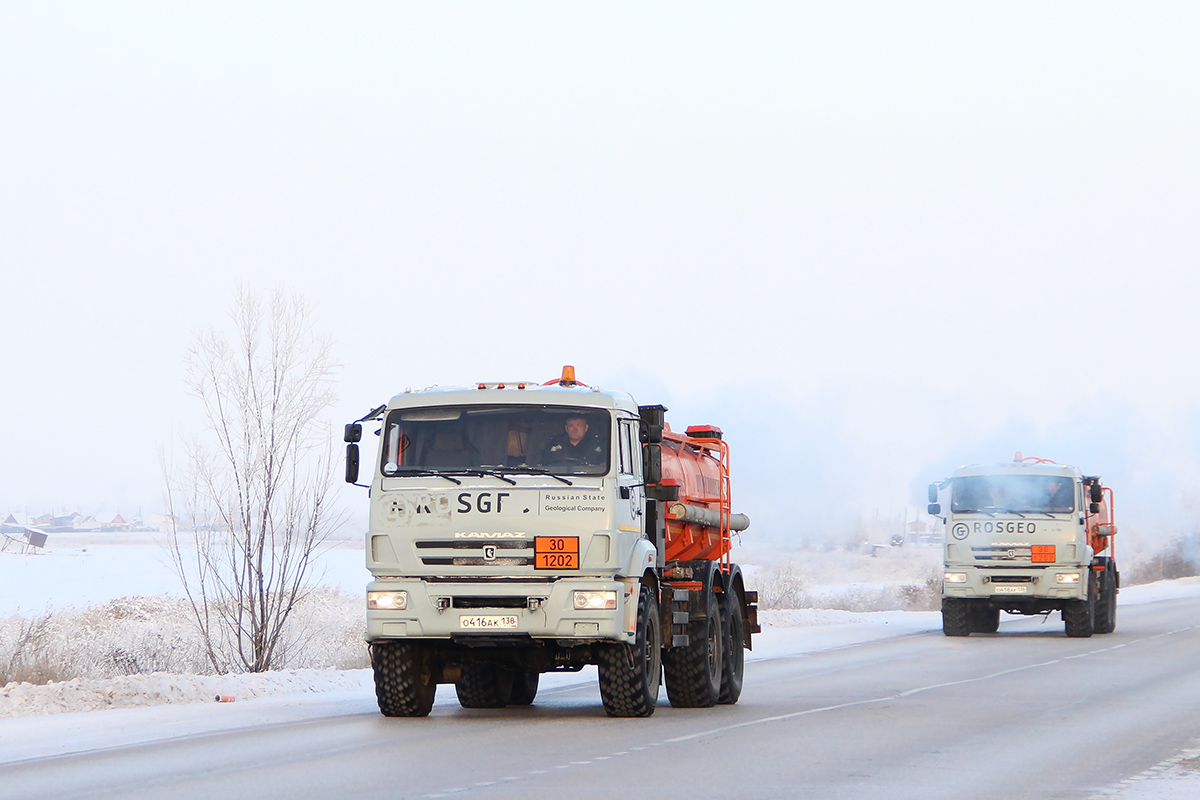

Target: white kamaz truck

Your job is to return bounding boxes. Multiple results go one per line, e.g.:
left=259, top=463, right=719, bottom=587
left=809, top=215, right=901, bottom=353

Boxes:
left=929, top=455, right=1118, bottom=638
left=344, top=367, right=757, bottom=717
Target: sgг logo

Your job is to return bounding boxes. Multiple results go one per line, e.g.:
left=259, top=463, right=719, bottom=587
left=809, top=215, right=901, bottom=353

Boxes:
left=952, top=523, right=970, bottom=540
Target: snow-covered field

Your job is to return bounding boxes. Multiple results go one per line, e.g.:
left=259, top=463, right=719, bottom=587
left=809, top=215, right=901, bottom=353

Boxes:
left=3, top=533, right=1200, bottom=797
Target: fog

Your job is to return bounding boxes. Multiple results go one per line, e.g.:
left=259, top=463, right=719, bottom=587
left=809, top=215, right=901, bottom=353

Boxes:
left=3, top=4, right=1199, bottom=550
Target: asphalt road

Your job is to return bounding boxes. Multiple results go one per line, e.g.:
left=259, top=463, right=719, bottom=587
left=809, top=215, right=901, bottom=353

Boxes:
left=5, top=597, right=1200, bottom=800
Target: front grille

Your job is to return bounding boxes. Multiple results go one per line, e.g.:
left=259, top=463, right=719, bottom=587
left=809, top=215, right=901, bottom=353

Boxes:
left=451, top=596, right=528, bottom=609
left=989, top=575, right=1034, bottom=583
left=973, top=546, right=1032, bottom=562
left=415, top=539, right=533, bottom=567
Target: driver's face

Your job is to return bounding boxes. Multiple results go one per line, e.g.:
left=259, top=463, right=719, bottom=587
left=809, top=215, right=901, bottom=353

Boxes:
left=565, top=418, right=588, bottom=444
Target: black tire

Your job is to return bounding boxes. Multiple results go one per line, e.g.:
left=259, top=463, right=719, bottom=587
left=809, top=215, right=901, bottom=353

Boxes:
left=664, top=585, right=723, bottom=708
left=1064, top=576, right=1096, bottom=638
left=718, top=588, right=745, bottom=705
left=969, top=604, right=1000, bottom=634
left=1094, top=566, right=1118, bottom=635
left=371, top=641, right=437, bottom=717
left=597, top=584, right=661, bottom=717
left=508, top=670, right=540, bottom=705
left=942, top=597, right=970, bottom=637
left=455, top=663, right=515, bottom=708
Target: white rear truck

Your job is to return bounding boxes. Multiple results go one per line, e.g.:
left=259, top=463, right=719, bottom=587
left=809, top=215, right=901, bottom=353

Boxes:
left=344, top=368, right=758, bottom=716
left=929, top=456, right=1118, bottom=637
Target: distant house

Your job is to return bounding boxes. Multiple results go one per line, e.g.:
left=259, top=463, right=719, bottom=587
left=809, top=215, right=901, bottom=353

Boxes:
left=3, top=512, right=32, bottom=527
left=95, top=511, right=130, bottom=532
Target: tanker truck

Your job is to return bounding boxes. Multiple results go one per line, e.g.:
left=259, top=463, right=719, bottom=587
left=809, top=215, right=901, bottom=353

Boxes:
left=343, top=366, right=758, bottom=717
left=929, top=455, right=1118, bottom=638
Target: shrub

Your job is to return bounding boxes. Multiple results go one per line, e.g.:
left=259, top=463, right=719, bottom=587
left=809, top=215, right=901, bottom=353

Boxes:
left=1, top=589, right=368, bottom=687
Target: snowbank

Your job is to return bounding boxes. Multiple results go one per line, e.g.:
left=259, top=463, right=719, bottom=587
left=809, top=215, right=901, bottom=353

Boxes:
left=1, top=668, right=371, bottom=719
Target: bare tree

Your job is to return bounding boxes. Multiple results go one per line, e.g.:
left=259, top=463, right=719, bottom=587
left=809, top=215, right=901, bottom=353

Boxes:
left=164, top=287, right=340, bottom=673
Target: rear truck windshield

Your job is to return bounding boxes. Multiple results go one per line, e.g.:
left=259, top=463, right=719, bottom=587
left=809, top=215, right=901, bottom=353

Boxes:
left=951, top=475, right=1075, bottom=514
left=380, top=404, right=612, bottom=477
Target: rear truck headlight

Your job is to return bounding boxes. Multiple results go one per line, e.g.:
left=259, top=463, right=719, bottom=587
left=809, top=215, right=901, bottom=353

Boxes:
left=944, top=572, right=968, bottom=583
left=1055, top=573, right=1082, bottom=584
left=368, top=590, right=408, bottom=610
left=573, top=590, right=617, bottom=610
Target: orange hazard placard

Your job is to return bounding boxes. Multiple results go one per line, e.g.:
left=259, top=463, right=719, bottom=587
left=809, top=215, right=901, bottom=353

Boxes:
left=1031, top=545, right=1056, bottom=563
left=535, top=536, right=579, bottom=569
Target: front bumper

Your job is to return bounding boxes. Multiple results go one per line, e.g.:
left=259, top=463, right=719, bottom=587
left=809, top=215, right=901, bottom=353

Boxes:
left=942, top=567, right=1089, bottom=601
left=365, top=577, right=637, bottom=644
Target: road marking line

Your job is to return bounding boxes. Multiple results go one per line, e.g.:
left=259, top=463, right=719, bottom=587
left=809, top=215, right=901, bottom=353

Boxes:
left=1087, top=739, right=1200, bottom=797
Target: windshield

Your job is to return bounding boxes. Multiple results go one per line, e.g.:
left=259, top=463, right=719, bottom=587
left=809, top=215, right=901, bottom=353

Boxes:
left=951, top=475, right=1075, bottom=514
left=380, top=404, right=611, bottom=477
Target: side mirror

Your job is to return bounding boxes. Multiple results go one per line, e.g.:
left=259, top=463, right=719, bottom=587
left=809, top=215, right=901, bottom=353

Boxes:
left=1089, top=502, right=1100, bottom=514
left=928, top=503, right=941, bottom=516
left=345, top=443, right=360, bottom=484
left=344, top=423, right=362, bottom=443
left=642, top=443, right=662, bottom=484
left=1089, top=484, right=1103, bottom=503
left=638, top=405, right=666, bottom=444
left=928, top=483, right=939, bottom=503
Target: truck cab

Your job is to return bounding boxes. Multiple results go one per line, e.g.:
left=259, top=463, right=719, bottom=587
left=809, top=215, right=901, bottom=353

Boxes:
left=362, top=382, right=654, bottom=646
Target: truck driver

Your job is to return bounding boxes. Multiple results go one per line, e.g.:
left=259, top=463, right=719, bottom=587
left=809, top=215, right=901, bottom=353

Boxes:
left=543, top=415, right=605, bottom=466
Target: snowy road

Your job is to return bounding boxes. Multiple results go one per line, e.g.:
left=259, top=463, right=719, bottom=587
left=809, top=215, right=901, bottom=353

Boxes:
left=5, top=594, right=1200, bottom=799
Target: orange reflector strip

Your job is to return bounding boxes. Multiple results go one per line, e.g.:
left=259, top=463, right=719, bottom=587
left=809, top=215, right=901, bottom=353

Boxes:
left=1031, top=545, right=1056, bottom=563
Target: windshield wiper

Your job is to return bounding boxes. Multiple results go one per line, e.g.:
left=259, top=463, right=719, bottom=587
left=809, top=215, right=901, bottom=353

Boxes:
left=448, top=468, right=517, bottom=486
left=493, top=466, right=574, bottom=486
left=957, top=506, right=1026, bottom=518
left=384, top=468, right=462, bottom=485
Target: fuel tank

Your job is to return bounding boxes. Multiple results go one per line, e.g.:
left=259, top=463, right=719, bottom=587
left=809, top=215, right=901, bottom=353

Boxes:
left=658, top=424, right=748, bottom=562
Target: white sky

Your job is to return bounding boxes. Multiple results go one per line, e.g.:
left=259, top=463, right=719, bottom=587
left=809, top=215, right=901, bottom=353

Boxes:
left=3, top=3, right=1199, bottom=543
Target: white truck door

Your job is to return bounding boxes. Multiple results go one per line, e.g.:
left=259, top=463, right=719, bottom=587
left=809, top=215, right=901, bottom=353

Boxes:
left=617, top=418, right=644, bottom=535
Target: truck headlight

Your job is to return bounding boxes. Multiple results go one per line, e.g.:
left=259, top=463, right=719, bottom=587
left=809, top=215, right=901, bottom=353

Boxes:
left=573, top=590, right=617, bottom=610
left=1055, top=573, right=1082, bottom=584
left=368, top=590, right=408, bottom=610
left=944, top=572, right=968, bottom=583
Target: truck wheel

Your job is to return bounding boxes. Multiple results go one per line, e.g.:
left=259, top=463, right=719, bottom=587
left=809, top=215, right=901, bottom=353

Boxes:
left=942, top=598, right=970, bottom=637
left=664, top=585, right=723, bottom=707
left=371, top=641, right=437, bottom=717
left=1064, top=578, right=1096, bottom=638
left=455, top=663, right=515, bottom=708
left=718, top=588, right=745, bottom=705
left=1094, top=567, right=1118, bottom=635
left=969, top=604, right=1000, bottom=634
left=508, top=670, right=540, bottom=705
left=597, top=584, right=661, bottom=717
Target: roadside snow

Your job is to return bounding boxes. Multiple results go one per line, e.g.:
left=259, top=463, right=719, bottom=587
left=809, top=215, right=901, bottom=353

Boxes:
left=0, top=668, right=370, bottom=719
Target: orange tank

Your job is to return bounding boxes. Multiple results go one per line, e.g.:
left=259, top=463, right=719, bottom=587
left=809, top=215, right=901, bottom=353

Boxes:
left=658, top=424, right=738, bottom=566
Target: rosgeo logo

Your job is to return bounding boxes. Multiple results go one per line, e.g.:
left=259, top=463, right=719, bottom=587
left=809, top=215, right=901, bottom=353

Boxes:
left=952, top=523, right=970, bottom=540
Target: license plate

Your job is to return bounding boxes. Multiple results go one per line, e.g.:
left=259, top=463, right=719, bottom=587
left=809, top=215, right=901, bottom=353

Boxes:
left=535, top=536, right=579, bottom=569
left=993, top=585, right=1028, bottom=594
left=459, top=615, right=519, bottom=630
